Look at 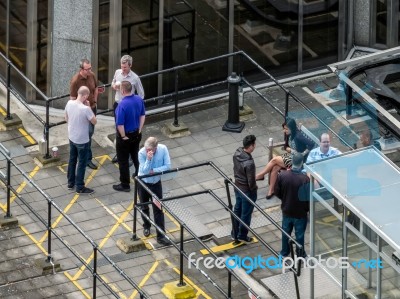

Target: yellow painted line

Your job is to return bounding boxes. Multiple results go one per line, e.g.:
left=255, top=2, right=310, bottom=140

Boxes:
left=322, top=214, right=342, bottom=223
left=72, top=201, right=134, bottom=280
left=64, top=272, right=91, bottom=299
left=164, top=259, right=212, bottom=299
left=0, top=106, right=6, bottom=116
left=129, top=261, right=159, bottom=299
left=200, top=238, right=258, bottom=255
left=100, top=274, right=127, bottom=299
left=57, top=165, right=67, bottom=174
left=0, top=42, right=23, bottom=68
left=18, top=128, right=36, bottom=144
left=10, top=166, right=40, bottom=204
left=95, top=197, right=132, bottom=232
left=38, top=156, right=108, bottom=244
left=315, top=220, right=338, bottom=228
left=20, top=225, right=48, bottom=255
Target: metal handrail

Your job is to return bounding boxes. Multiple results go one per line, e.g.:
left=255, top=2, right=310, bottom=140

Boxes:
left=0, top=144, right=149, bottom=299
left=133, top=161, right=304, bottom=299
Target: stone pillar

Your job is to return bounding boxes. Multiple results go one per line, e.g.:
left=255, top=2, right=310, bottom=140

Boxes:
left=353, top=0, right=371, bottom=46
left=48, top=0, right=94, bottom=108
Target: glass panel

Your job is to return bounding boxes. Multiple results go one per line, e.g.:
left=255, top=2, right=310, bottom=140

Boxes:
left=376, top=0, right=387, bottom=44
left=302, top=0, right=339, bottom=71
left=98, top=0, right=110, bottom=85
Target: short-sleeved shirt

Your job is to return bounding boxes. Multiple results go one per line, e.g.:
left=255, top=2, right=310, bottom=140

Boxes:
left=112, top=69, right=145, bottom=103
left=65, top=100, right=94, bottom=144
left=115, top=94, right=145, bottom=132
left=306, top=146, right=342, bottom=164
left=70, top=71, right=98, bottom=108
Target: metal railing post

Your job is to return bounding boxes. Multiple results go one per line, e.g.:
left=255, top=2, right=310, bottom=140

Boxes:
left=93, top=247, right=97, bottom=299
left=46, top=200, right=52, bottom=262
left=5, top=62, right=12, bottom=120
left=44, top=99, right=51, bottom=158
left=225, top=179, right=237, bottom=241
left=285, top=92, right=289, bottom=118
left=178, top=224, right=185, bottom=286
left=132, top=181, right=138, bottom=240
left=173, top=70, right=180, bottom=127
left=228, top=271, right=232, bottom=298
left=6, top=158, right=12, bottom=217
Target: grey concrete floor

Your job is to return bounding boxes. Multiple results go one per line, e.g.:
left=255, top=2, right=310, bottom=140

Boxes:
left=0, top=74, right=398, bottom=299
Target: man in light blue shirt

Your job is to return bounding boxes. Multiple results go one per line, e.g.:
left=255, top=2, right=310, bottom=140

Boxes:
left=138, top=137, right=171, bottom=246
left=306, top=133, right=342, bottom=164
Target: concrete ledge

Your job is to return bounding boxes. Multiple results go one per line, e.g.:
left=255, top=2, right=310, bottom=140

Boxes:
left=162, top=122, right=191, bottom=139
left=161, top=281, right=196, bottom=299
left=33, top=155, right=60, bottom=168
left=34, top=258, right=61, bottom=275
left=116, top=236, right=147, bottom=253
left=0, top=113, right=23, bottom=131
left=0, top=215, right=18, bottom=227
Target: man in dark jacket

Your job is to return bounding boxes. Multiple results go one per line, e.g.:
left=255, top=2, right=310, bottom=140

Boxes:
left=231, top=135, right=257, bottom=243
left=275, top=153, right=309, bottom=257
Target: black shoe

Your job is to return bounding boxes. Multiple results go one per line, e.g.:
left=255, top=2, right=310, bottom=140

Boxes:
left=266, top=193, right=275, bottom=200
left=238, top=236, right=254, bottom=244
left=143, top=228, right=150, bottom=237
left=87, top=161, right=98, bottom=170
left=76, top=187, right=94, bottom=195
left=157, top=237, right=172, bottom=246
left=112, top=184, right=130, bottom=192
left=67, top=184, right=74, bottom=190
left=111, top=155, right=118, bottom=163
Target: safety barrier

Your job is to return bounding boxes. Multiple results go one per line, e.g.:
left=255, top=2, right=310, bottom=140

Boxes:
left=0, top=143, right=149, bottom=299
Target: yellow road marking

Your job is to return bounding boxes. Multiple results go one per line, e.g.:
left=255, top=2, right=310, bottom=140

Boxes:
left=0, top=166, right=40, bottom=210
left=18, top=128, right=36, bottom=144
left=64, top=272, right=91, bottom=299
left=20, top=225, right=48, bottom=255
left=164, top=259, right=212, bottom=299
left=316, top=220, right=338, bottom=228
left=95, top=197, right=132, bottom=232
left=0, top=106, right=6, bottom=116
left=200, top=238, right=258, bottom=255
left=129, top=261, right=159, bottom=299
left=38, top=155, right=108, bottom=244
left=72, top=201, right=134, bottom=280
left=100, top=274, right=127, bottom=299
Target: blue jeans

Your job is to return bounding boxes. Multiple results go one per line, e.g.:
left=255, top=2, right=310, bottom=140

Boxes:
left=281, top=216, right=308, bottom=257
left=67, top=140, right=89, bottom=191
left=232, top=189, right=257, bottom=240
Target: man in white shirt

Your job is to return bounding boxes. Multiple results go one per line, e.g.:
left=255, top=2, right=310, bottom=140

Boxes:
left=111, top=54, right=145, bottom=164
left=65, top=86, right=97, bottom=194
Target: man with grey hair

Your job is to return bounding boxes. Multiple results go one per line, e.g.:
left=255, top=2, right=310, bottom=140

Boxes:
left=137, top=137, right=171, bottom=246
left=111, top=54, right=145, bottom=163
left=275, top=153, right=310, bottom=257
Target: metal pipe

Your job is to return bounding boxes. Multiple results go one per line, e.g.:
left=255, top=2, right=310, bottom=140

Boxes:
left=46, top=200, right=52, bottom=262
left=45, top=100, right=51, bottom=158
left=6, top=62, right=12, bottom=120
left=225, top=179, right=237, bottom=241
left=6, top=158, right=11, bottom=217
left=173, top=70, right=179, bottom=126
left=285, top=92, right=289, bottom=118
left=93, top=247, right=97, bottom=299
left=132, top=181, right=138, bottom=240
left=178, top=224, right=185, bottom=286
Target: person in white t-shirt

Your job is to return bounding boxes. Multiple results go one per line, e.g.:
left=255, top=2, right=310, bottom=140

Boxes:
left=65, top=86, right=97, bottom=194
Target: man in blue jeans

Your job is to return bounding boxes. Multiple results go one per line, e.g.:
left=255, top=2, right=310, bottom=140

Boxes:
left=275, top=153, right=310, bottom=257
left=231, top=135, right=258, bottom=243
left=65, top=86, right=97, bottom=194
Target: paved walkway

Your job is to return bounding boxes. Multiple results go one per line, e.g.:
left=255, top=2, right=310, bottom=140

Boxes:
left=0, top=73, right=388, bottom=298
